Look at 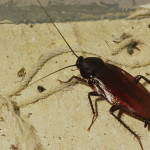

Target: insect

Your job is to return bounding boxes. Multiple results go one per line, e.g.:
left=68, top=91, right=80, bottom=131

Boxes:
left=35, top=0, right=150, bottom=149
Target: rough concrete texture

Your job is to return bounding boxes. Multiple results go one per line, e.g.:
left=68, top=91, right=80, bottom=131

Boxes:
left=0, top=19, right=150, bottom=150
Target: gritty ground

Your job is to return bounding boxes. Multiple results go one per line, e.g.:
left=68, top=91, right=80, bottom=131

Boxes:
left=0, top=19, right=150, bottom=150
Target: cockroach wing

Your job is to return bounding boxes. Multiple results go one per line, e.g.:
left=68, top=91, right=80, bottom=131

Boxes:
left=89, top=63, right=150, bottom=122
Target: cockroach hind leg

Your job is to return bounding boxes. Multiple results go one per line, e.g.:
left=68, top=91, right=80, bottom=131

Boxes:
left=148, top=124, right=150, bottom=131
left=88, top=114, right=97, bottom=131
left=117, top=110, right=124, bottom=119
left=135, top=75, right=150, bottom=83
left=87, top=97, right=101, bottom=131
left=145, top=122, right=150, bottom=131
left=110, top=105, right=144, bottom=150
left=144, top=121, right=148, bottom=128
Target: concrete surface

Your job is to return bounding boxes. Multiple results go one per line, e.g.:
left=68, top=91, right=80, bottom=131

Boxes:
left=0, top=17, right=150, bottom=150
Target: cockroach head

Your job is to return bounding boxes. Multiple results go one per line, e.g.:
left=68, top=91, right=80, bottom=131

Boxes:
left=76, top=56, right=104, bottom=79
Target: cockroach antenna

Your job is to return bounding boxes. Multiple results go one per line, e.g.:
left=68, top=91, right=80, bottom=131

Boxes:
left=27, top=0, right=78, bottom=86
left=28, top=64, right=76, bottom=86
left=37, top=0, right=78, bottom=58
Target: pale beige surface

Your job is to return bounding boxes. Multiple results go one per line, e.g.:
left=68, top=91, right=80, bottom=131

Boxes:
left=0, top=19, right=150, bottom=150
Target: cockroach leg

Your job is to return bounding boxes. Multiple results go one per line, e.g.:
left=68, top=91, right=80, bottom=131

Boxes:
left=144, top=121, right=150, bottom=131
left=144, top=121, right=149, bottom=128
left=135, top=75, right=150, bottom=83
left=117, top=110, right=124, bottom=119
left=88, top=92, right=97, bottom=114
left=88, top=92, right=101, bottom=131
left=58, top=76, right=87, bottom=84
left=148, top=124, right=150, bottom=131
left=110, top=105, right=144, bottom=150
left=88, top=98, right=104, bottom=131
left=94, top=99, right=99, bottom=117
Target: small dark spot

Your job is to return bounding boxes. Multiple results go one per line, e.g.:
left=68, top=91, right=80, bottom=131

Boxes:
left=37, top=86, right=46, bottom=93
left=44, top=136, right=46, bottom=138
left=65, top=60, right=68, bottom=62
left=148, top=24, right=150, bottom=28
left=28, top=113, right=32, bottom=117
left=58, top=137, right=61, bottom=140
left=0, top=118, right=4, bottom=121
left=120, top=33, right=131, bottom=40
left=17, top=67, right=26, bottom=77
left=113, top=40, right=120, bottom=43
left=55, top=61, right=58, bottom=63
left=1, top=134, right=5, bottom=136
left=48, top=143, right=50, bottom=145
left=13, top=105, right=20, bottom=114
left=6, top=56, right=9, bottom=58
left=146, top=73, right=150, bottom=76
left=10, top=144, right=18, bottom=150
left=30, top=24, right=33, bottom=28
left=127, top=41, right=140, bottom=55
left=104, top=133, right=106, bottom=135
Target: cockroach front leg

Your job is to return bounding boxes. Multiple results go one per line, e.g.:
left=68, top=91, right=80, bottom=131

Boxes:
left=87, top=92, right=103, bottom=131
left=135, top=75, right=150, bottom=83
left=58, top=76, right=87, bottom=84
left=110, top=105, right=144, bottom=150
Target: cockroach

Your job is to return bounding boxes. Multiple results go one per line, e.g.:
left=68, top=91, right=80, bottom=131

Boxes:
left=34, top=1, right=150, bottom=149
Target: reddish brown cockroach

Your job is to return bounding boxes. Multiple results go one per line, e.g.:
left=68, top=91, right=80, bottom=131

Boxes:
left=34, top=1, right=150, bottom=149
